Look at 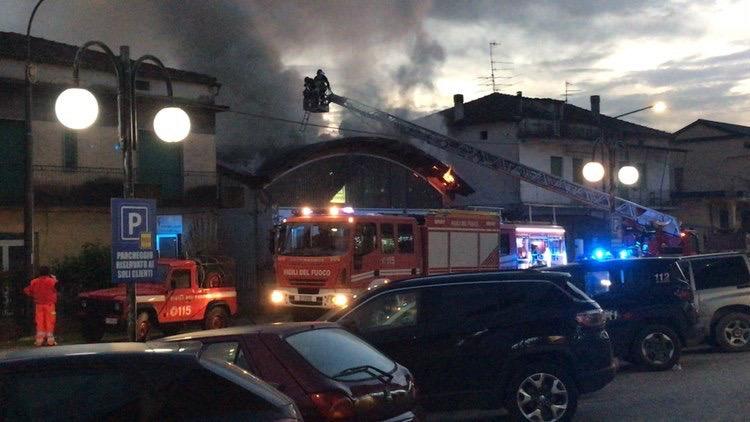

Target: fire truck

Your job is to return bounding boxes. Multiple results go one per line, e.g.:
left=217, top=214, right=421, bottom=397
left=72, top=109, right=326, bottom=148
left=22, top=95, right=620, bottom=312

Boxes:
left=270, top=207, right=567, bottom=310
left=78, top=257, right=238, bottom=342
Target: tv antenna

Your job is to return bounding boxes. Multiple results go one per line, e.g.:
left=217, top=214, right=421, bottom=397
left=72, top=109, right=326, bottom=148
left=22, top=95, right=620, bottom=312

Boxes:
left=562, top=81, right=582, bottom=103
left=477, top=41, right=515, bottom=93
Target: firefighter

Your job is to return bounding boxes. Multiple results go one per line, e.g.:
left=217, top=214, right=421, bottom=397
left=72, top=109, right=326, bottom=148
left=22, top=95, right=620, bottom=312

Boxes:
left=314, top=69, right=330, bottom=103
left=23, top=266, right=58, bottom=346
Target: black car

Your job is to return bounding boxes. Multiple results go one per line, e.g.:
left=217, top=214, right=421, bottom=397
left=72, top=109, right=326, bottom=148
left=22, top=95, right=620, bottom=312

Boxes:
left=323, top=270, right=616, bottom=422
left=551, top=257, right=698, bottom=371
left=0, top=342, right=301, bottom=421
left=164, top=322, right=418, bottom=422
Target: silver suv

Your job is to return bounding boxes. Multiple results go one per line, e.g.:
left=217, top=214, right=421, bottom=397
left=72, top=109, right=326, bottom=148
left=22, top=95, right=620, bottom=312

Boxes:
left=677, top=252, right=750, bottom=352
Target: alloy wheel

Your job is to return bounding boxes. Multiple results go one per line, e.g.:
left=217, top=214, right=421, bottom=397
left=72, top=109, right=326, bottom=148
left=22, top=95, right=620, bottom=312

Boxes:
left=641, top=332, right=675, bottom=365
left=516, top=372, right=569, bottom=422
left=723, top=319, right=750, bottom=347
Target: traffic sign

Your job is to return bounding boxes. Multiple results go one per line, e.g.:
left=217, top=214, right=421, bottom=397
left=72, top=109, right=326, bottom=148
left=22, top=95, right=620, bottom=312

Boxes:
left=111, top=198, right=157, bottom=283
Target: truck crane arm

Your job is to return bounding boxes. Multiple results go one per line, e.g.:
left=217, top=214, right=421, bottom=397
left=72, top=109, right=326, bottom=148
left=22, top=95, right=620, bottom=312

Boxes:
left=327, top=93, right=680, bottom=236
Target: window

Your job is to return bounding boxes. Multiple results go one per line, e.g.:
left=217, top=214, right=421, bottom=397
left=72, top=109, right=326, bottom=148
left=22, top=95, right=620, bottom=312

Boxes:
left=692, top=257, right=750, bottom=290
left=171, top=269, right=192, bottom=289
left=572, top=158, right=584, bottom=184
left=434, top=285, right=501, bottom=325
left=202, top=342, right=250, bottom=371
left=1, top=370, right=138, bottom=420
left=500, top=233, right=511, bottom=256
left=63, top=131, right=78, bottom=171
left=354, top=223, right=377, bottom=256
left=719, top=207, right=730, bottom=229
left=584, top=270, right=617, bottom=296
left=623, top=261, right=677, bottom=290
left=279, top=223, right=350, bottom=256
left=221, top=186, right=245, bottom=208
left=480, top=130, right=488, bottom=140
left=381, top=224, right=396, bottom=254
left=551, top=156, right=563, bottom=177
left=135, top=80, right=151, bottom=91
left=397, top=224, right=414, bottom=253
left=285, top=328, right=395, bottom=382
left=347, top=290, right=420, bottom=332
left=673, top=167, right=684, bottom=192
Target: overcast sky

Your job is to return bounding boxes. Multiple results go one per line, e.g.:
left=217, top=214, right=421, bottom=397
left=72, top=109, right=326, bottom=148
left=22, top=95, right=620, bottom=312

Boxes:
left=2, top=0, right=749, bottom=154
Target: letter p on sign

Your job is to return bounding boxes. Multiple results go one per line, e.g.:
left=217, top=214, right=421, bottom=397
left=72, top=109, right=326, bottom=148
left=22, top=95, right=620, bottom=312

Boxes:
left=120, top=206, right=149, bottom=241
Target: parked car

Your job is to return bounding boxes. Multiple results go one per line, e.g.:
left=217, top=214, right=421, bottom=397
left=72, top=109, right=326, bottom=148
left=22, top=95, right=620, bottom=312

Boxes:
left=551, top=258, right=698, bottom=371
left=674, top=252, right=750, bottom=352
left=323, top=270, right=616, bottom=422
left=164, top=322, right=418, bottom=422
left=0, top=342, right=301, bottom=421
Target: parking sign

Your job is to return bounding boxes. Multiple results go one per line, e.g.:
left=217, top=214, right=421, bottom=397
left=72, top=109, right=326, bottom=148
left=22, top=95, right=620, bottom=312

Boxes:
left=111, top=198, right=157, bottom=283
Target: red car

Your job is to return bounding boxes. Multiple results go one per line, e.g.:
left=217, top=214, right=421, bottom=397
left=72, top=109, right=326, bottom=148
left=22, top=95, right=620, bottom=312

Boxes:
left=164, top=322, right=418, bottom=421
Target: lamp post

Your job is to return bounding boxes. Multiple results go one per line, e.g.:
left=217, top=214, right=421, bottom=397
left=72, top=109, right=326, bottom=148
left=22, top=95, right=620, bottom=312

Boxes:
left=55, top=42, right=190, bottom=341
left=22, top=0, right=46, bottom=334
left=583, top=97, right=667, bottom=249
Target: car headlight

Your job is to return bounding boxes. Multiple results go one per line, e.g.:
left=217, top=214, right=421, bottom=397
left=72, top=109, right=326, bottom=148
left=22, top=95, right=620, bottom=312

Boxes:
left=332, top=293, right=349, bottom=308
left=270, top=290, right=285, bottom=304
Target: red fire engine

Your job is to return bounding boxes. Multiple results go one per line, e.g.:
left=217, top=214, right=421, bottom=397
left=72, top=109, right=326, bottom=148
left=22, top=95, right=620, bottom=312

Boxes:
left=270, top=207, right=567, bottom=310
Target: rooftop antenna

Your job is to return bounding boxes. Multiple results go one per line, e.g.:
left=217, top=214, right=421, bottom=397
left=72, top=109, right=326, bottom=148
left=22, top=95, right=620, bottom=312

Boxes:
left=478, top=42, right=515, bottom=93
left=562, top=81, right=582, bottom=103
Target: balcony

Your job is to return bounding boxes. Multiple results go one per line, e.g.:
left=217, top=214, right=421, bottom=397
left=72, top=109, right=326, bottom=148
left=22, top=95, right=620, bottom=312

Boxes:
left=31, top=165, right=216, bottom=207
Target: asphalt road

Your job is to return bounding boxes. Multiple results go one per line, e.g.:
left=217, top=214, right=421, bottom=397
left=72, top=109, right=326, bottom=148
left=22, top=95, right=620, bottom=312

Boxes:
left=428, top=347, right=750, bottom=421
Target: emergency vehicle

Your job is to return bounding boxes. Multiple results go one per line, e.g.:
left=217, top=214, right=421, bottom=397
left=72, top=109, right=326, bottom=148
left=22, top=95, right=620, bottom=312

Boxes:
left=270, top=207, right=567, bottom=310
left=78, top=256, right=238, bottom=342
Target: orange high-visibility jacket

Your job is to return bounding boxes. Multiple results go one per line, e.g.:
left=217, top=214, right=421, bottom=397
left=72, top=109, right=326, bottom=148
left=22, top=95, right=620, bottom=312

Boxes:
left=24, top=276, right=58, bottom=305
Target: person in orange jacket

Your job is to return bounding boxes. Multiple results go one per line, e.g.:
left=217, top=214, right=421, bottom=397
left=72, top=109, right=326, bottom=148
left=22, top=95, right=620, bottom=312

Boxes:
left=23, top=266, right=58, bottom=346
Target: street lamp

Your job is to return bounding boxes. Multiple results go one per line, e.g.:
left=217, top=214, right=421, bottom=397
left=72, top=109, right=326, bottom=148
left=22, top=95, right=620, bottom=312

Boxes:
left=582, top=100, right=667, bottom=185
left=54, top=41, right=190, bottom=341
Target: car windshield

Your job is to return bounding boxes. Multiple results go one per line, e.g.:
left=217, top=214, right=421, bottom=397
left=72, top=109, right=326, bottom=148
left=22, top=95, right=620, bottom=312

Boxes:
left=279, top=223, right=350, bottom=256
left=285, top=328, right=395, bottom=382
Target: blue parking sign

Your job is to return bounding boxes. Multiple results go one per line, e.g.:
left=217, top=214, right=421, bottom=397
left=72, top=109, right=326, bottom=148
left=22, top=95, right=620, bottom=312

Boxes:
left=111, top=198, right=157, bottom=283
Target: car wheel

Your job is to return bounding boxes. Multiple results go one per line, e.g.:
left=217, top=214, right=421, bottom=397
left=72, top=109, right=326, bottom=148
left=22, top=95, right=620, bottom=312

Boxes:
left=136, top=311, right=152, bottom=342
left=81, top=317, right=105, bottom=343
left=204, top=307, right=229, bottom=330
left=715, top=312, right=750, bottom=352
left=506, top=362, right=578, bottom=422
left=632, top=324, right=681, bottom=371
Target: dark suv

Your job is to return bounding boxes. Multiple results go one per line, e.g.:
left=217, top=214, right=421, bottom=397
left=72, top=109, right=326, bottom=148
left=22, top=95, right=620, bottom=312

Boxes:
left=552, top=258, right=698, bottom=371
left=324, top=271, right=615, bottom=422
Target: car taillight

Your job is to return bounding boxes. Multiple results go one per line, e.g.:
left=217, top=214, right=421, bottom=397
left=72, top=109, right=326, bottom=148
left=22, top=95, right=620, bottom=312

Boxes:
left=674, top=287, right=694, bottom=302
left=576, top=309, right=606, bottom=327
left=309, top=392, right=355, bottom=421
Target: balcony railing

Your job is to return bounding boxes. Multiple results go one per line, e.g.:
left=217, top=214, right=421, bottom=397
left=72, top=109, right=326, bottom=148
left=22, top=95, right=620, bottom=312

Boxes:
left=32, top=165, right=216, bottom=207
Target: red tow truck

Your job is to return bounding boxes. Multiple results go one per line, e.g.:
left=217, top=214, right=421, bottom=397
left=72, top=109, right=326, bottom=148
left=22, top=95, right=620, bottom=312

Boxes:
left=270, top=207, right=567, bottom=311
left=78, top=256, right=238, bottom=342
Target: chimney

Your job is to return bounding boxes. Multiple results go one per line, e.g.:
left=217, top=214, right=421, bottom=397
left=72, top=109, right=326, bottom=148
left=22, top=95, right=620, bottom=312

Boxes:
left=516, top=91, right=523, bottom=116
left=590, top=95, right=600, bottom=121
left=453, top=94, right=464, bottom=122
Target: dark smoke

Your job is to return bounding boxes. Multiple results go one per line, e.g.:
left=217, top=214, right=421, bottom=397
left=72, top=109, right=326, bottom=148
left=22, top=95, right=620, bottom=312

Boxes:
left=3, top=0, right=448, bottom=162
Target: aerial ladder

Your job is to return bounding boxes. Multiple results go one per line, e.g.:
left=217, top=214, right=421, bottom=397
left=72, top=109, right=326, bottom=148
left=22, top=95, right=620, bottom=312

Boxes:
left=302, top=79, right=689, bottom=254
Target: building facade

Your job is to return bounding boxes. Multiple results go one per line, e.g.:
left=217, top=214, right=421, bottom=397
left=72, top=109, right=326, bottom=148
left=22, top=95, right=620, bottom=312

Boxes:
left=672, top=119, right=750, bottom=251
left=415, top=92, right=679, bottom=257
left=0, top=31, right=224, bottom=273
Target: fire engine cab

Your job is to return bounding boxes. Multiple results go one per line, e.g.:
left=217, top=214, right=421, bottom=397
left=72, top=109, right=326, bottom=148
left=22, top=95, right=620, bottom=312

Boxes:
left=270, top=207, right=567, bottom=310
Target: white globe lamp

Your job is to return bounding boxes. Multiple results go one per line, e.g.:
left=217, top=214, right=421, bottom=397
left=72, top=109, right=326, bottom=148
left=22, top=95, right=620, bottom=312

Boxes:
left=618, top=165, right=640, bottom=185
left=582, top=161, right=605, bottom=183
left=153, top=106, right=190, bottom=143
left=55, top=88, right=99, bottom=130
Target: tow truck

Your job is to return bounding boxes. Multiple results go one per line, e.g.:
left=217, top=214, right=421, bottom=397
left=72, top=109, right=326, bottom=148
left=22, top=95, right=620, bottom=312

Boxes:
left=78, top=256, right=237, bottom=342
